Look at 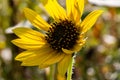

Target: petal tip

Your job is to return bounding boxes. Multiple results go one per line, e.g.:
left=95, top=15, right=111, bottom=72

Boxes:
left=11, top=40, right=16, bottom=45
left=62, top=48, right=74, bottom=54
left=23, top=8, right=30, bottom=13
left=95, top=9, right=104, bottom=15
left=15, top=56, right=20, bottom=61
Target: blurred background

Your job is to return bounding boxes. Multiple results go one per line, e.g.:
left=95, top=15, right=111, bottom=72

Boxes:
left=0, top=0, right=120, bottom=80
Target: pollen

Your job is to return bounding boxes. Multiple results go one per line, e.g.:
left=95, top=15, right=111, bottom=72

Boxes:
left=45, top=19, right=80, bottom=52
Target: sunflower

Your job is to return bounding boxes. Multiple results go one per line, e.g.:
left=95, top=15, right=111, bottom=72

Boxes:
left=12, top=0, right=103, bottom=79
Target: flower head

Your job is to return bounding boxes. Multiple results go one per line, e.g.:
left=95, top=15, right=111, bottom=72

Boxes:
left=12, top=0, right=103, bottom=78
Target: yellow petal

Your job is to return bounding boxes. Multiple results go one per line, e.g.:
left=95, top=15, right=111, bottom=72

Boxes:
left=62, top=48, right=74, bottom=54
left=21, top=50, right=64, bottom=68
left=24, top=8, right=51, bottom=31
left=45, top=0, right=67, bottom=20
left=21, top=50, right=55, bottom=66
left=78, top=0, right=84, bottom=19
left=13, top=27, right=44, bottom=41
left=17, top=47, right=54, bottom=66
left=73, top=42, right=85, bottom=52
left=73, top=0, right=84, bottom=23
left=81, top=10, right=103, bottom=33
left=66, top=0, right=74, bottom=18
left=57, top=54, right=72, bottom=77
left=66, top=0, right=84, bottom=23
left=12, top=38, right=45, bottom=45
left=62, top=42, right=85, bottom=54
left=39, top=52, right=65, bottom=68
left=53, top=0, right=67, bottom=20
left=15, top=51, right=34, bottom=61
left=77, top=33, right=85, bottom=41
left=12, top=39, right=46, bottom=50
left=15, top=44, right=51, bottom=61
left=57, top=74, right=66, bottom=80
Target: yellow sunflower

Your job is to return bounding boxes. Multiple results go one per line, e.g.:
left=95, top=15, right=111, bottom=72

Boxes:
left=12, top=0, right=103, bottom=79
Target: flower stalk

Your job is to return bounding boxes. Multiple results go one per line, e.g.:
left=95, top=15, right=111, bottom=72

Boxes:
left=67, top=54, right=75, bottom=80
left=49, top=65, right=55, bottom=80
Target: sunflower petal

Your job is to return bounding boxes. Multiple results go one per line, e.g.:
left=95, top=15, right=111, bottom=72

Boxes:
left=16, top=46, right=54, bottom=66
left=57, top=74, right=65, bottom=80
left=73, top=42, right=85, bottom=52
left=81, top=10, right=103, bottom=33
left=62, top=42, right=84, bottom=54
left=78, top=0, right=84, bottom=18
left=66, top=0, right=74, bottom=18
left=39, top=52, right=65, bottom=68
left=62, top=48, right=74, bottom=54
left=21, top=50, right=55, bottom=66
left=12, top=39, right=46, bottom=50
left=66, top=0, right=84, bottom=23
left=57, top=55, right=72, bottom=77
left=73, top=0, right=84, bottom=23
left=12, top=27, right=46, bottom=50
left=21, top=50, right=64, bottom=68
left=53, top=0, right=67, bottom=19
left=12, top=27, right=44, bottom=41
left=15, top=44, right=51, bottom=61
left=45, top=0, right=67, bottom=20
left=24, top=8, right=51, bottom=31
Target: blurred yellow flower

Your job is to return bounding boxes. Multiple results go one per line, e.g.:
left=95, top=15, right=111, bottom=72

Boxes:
left=12, top=0, right=103, bottom=78
left=0, top=41, right=6, bottom=49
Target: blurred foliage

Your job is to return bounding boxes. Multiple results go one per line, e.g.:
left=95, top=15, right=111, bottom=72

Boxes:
left=0, top=0, right=120, bottom=80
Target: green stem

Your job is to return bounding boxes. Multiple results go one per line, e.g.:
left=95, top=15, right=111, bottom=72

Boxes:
left=67, top=56, right=74, bottom=80
left=49, top=65, right=55, bottom=80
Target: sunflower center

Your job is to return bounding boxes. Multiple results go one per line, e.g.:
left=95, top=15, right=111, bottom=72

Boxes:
left=45, top=19, right=80, bottom=52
